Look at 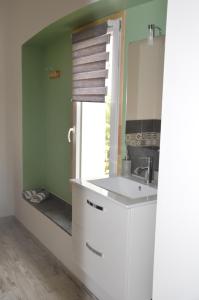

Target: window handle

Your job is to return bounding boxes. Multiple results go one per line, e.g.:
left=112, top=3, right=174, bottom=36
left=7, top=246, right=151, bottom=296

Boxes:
left=67, top=127, right=75, bottom=143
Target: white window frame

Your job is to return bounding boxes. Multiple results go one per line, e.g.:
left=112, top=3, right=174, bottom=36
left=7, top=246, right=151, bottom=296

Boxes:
left=74, top=18, right=121, bottom=178
left=108, top=19, right=121, bottom=176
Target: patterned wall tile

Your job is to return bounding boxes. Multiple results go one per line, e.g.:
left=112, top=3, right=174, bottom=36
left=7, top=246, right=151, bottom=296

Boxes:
left=126, top=132, right=160, bottom=147
left=125, top=119, right=161, bottom=176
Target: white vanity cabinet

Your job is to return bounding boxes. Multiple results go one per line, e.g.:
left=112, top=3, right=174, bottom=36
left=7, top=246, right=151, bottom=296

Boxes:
left=72, top=182, right=156, bottom=300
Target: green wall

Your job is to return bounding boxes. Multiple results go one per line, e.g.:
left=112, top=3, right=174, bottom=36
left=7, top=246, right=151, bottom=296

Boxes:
left=23, top=46, right=46, bottom=188
left=125, top=0, right=167, bottom=43
left=122, top=0, right=167, bottom=156
left=23, top=33, right=72, bottom=203
left=43, top=35, right=72, bottom=201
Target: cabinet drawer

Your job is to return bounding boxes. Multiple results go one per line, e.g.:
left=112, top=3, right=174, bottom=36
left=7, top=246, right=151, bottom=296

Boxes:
left=72, top=184, right=127, bottom=240
left=73, top=224, right=126, bottom=300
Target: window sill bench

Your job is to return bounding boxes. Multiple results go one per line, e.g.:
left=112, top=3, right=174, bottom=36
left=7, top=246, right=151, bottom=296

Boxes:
left=24, top=194, right=72, bottom=236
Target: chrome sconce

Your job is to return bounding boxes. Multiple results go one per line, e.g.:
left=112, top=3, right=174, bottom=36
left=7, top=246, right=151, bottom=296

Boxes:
left=148, top=24, right=162, bottom=45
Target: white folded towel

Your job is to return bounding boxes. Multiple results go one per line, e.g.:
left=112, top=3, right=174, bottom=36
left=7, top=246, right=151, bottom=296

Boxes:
left=23, top=190, right=37, bottom=200
left=30, top=191, right=49, bottom=203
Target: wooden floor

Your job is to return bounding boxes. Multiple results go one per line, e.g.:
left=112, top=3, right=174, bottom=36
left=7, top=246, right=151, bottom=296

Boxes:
left=0, top=217, right=94, bottom=300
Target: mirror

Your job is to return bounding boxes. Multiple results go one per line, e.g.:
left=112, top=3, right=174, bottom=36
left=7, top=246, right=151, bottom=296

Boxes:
left=125, top=36, right=165, bottom=182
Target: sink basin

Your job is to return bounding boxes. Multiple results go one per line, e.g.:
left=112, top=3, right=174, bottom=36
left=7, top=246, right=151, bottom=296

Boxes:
left=89, top=176, right=157, bottom=199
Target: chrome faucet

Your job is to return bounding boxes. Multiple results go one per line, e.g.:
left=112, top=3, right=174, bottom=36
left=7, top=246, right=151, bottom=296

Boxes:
left=134, top=157, right=153, bottom=184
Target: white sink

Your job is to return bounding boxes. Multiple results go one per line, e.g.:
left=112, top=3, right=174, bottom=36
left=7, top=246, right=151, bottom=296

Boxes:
left=89, top=176, right=157, bottom=199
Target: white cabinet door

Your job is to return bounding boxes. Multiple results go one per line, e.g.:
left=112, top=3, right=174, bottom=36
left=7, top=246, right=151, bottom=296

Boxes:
left=72, top=183, right=156, bottom=300
left=72, top=185, right=129, bottom=300
left=73, top=224, right=127, bottom=300
left=72, top=185, right=127, bottom=240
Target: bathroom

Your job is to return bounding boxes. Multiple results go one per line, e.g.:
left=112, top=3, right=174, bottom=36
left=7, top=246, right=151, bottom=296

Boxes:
left=0, top=0, right=198, bottom=299
left=21, top=1, right=166, bottom=299
left=22, top=0, right=166, bottom=222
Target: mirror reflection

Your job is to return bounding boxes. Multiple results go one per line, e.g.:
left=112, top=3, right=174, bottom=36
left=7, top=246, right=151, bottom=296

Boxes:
left=125, top=36, right=165, bottom=184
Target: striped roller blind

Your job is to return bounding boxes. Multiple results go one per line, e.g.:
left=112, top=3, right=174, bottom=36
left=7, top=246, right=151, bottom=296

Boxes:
left=72, top=23, right=110, bottom=102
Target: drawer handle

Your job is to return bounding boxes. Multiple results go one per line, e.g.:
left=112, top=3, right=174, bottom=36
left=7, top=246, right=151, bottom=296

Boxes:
left=86, top=242, right=103, bottom=258
left=87, top=199, right=104, bottom=211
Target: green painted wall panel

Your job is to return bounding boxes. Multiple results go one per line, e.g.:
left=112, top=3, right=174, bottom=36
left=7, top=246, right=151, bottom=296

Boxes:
left=43, top=34, right=72, bottom=202
left=22, top=46, right=46, bottom=189
left=23, top=34, right=72, bottom=204
left=126, top=0, right=167, bottom=43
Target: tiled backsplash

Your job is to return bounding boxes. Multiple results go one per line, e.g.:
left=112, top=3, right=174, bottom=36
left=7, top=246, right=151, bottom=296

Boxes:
left=126, top=119, right=161, bottom=134
left=126, top=132, right=160, bottom=147
left=127, top=146, right=160, bottom=172
left=125, top=119, right=161, bottom=178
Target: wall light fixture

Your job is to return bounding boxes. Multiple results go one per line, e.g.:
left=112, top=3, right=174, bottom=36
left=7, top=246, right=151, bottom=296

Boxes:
left=148, top=24, right=162, bottom=46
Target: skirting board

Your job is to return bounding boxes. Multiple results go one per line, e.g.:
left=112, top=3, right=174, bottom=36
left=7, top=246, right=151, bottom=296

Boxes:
left=16, top=198, right=112, bottom=300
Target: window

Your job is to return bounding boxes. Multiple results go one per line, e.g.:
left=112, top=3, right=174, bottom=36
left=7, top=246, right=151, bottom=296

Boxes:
left=72, top=19, right=122, bottom=179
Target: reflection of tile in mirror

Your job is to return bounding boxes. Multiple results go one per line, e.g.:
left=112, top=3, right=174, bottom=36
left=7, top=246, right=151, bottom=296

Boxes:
left=126, top=119, right=161, bottom=133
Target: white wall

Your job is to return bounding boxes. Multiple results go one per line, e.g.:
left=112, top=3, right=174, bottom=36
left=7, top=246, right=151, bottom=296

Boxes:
left=3, top=0, right=199, bottom=297
left=0, top=1, right=15, bottom=216
left=0, top=0, right=96, bottom=217
left=153, top=0, right=199, bottom=299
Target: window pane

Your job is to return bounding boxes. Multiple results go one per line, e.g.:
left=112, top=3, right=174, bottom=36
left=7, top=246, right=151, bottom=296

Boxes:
left=81, top=102, right=109, bottom=179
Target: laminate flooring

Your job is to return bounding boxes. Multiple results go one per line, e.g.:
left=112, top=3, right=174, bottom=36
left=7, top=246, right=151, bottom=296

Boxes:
left=0, top=217, right=94, bottom=300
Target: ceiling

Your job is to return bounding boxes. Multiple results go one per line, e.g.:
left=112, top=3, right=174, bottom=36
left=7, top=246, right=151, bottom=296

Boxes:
left=25, top=0, right=153, bottom=46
